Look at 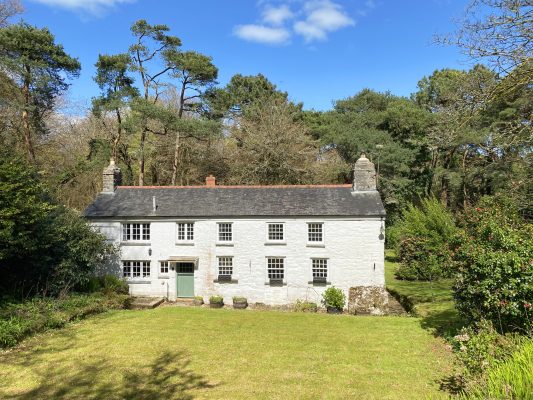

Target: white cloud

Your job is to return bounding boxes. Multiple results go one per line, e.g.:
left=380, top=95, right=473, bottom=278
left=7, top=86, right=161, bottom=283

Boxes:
left=31, top=0, right=134, bottom=14
left=262, top=4, right=294, bottom=26
left=234, top=24, right=290, bottom=45
left=295, top=0, right=355, bottom=42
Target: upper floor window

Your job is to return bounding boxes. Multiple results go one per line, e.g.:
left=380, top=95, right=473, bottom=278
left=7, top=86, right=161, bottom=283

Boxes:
left=218, top=223, right=233, bottom=242
left=267, top=223, right=284, bottom=241
left=123, top=261, right=150, bottom=278
left=267, top=257, right=284, bottom=283
left=160, top=261, right=169, bottom=274
left=308, top=223, right=323, bottom=243
left=122, top=223, right=150, bottom=241
left=312, top=258, right=328, bottom=283
left=177, top=222, right=194, bottom=242
left=217, top=256, right=233, bottom=281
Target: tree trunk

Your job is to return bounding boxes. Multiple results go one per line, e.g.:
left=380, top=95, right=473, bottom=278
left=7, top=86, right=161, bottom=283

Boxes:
left=171, top=130, right=180, bottom=185
left=22, top=68, right=35, bottom=161
left=138, top=128, right=146, bottom=186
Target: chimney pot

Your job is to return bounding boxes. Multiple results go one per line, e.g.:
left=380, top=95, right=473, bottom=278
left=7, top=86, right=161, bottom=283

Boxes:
left=102, top=159, right=121, bottom=193
left=205, top=175, right=216, bottom=187
left=352, top=153, right=376, bottom=191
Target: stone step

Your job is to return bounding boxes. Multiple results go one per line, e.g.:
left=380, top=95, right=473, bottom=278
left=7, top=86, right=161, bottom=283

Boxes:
left=129, top=297, right=165, bottom=310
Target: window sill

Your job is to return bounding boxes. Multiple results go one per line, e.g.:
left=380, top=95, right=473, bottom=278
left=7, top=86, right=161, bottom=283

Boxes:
left=264, top=242, right=287, bottom=246
left=126, top=280, right=151, bottom=284
left=213, top=278, right=238, bottom=284
left=216, top=242, right=234, bottom=247
left=121, top=242, right=151, bottom=246
left=158, top=275, right=170, bottom=279
left=265, top=280, right=287, bottom=286
left=306, top=243, right=325, bottom=248
left=307, top=280, right=331, bottom=286
left=175, top=242, right=194, bottom=246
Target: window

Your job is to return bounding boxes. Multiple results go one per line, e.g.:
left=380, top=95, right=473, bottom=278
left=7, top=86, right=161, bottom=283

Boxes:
left=312, top=259, right=328, bottom=282
left=122, top=223, right=150, bottom=241
left=308, top=223, right=323, bottom=243
left=267, top=223, right=284, bottom=241
left=177, top=223, right=194, bottom=241
left=218, top=223, right=233, bottom=242
left=217, top=257, right=233, bottom=281
left=122, top=261, right=150, bottom=279
left=267, top=257, right=285, bottom=281
left=160, top=261, right=169, bottom=274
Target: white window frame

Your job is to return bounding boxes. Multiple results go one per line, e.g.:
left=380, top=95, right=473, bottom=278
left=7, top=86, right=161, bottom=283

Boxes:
left=122, top=261, right=151, bottom=280
left=122, top=223, right=150, bottom=242
left=160, top=261, right=169, bottom=275
left=307, top=222, right=324, bottom=245
left=217, top=223, right=233, bottom=243
left=311, top=258, right=328, bottom=282
left=217, top=256, right=233, bottom=280
left=266, top=222, right=285, bottom=243
left=176, top=222, right=194, bottom=243
left=266, top=257, right=285, bottom=283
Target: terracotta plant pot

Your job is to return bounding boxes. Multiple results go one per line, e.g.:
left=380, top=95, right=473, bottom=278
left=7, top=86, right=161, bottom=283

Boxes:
left=233, top=301, right=248, bottom=309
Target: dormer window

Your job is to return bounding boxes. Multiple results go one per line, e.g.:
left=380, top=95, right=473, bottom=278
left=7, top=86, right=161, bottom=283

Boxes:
left=122, top=223, right=150, bottom=242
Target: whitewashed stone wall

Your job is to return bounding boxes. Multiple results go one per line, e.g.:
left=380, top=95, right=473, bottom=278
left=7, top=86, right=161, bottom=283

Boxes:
left=90, top=217, right=385, bottom=306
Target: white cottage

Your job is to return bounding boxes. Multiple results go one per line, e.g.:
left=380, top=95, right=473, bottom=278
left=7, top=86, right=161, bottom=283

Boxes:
left=84, top=155, right=388, bottom=313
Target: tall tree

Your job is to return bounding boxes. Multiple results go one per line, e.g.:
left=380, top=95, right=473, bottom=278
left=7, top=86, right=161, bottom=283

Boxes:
left=92, top=53, right=139, bottom=161
left=0, top=0, right=22, bottom=27
left=128, top=19, right=181, bottom=186
left=166, top=50, right=218, bottom=184
left=0, top=23, right=80, bottom=160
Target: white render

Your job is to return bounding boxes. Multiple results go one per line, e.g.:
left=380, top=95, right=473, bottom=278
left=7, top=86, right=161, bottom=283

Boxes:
left=91, top=217, right=385, bottom=306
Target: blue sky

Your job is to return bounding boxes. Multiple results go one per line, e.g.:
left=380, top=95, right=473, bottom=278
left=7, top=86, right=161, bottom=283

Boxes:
left=19, top=0, right=473, bottom=112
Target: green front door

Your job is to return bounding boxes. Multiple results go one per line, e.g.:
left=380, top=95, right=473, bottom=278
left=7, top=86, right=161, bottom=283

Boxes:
left=176, top=263, right=194, bottom=298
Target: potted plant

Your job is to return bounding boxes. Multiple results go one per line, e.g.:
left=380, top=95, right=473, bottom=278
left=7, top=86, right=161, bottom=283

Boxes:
left=209, top=295, right=224, bottom=308
left=232, top=296, right=248, bottom=309
left=193, top=296, right=204, bottom=306
left=322, top=287, right=346, bottom=314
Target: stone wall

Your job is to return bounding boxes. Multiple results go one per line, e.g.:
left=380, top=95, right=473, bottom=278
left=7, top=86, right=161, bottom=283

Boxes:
left=348, top=286, right=389, bottom=315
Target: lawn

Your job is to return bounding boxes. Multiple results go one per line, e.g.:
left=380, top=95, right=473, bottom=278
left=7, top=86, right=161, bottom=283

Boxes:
left=0, top=306, right=454, bottom=400
left=385, top=250, right=461, bottom=334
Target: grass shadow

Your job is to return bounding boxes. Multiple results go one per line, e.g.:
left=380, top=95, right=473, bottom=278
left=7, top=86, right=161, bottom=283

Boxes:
left=2, top=350, right=217, bottom=400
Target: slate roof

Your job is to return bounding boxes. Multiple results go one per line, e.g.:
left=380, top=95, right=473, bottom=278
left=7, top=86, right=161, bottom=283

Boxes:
left=83, top=185, right=386, bottom=218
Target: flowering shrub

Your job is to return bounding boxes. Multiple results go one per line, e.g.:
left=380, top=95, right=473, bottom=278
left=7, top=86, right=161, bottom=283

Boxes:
left=452, top=197, right=533, bottom=333
left=395, top=198, right=458, bottom=280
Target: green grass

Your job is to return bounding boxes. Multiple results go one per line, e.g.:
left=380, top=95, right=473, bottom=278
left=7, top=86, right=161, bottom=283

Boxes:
left=0, top=307, right=454, bottom=399
left=385, top=250, right=461, bottom=334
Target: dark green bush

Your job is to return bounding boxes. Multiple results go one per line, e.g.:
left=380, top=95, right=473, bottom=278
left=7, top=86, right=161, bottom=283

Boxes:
left=452, top=196, right=533, bottom=333
left=395, top=198, right=458, bottom=281
left=0, top=293, right=129, bottom=348
left=321, top=287, right=346, bottom=309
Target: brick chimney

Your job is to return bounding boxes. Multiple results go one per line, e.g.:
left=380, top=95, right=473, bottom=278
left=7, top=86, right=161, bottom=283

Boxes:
left=102, top=159, right=121, bottom=193
left=205, top=175, right=216, bottom=187
left=352, top=153, right=376, bottom=191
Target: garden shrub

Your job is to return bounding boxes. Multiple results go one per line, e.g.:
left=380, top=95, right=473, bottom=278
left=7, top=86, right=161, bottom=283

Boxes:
left=0, top=293, right=129, bottom=348
left=293, top=299, right=318, bottom=312
left=452, top=196, right=533, bottom=333
left=322, top=287, right=346, bottom=309
left=209, top=295, right=224, bottom=305
left=465, top=340, right=533, bottom=399
left=232, top=296, right=247, bottom=303
left=395, top=197, right=458, bottom=281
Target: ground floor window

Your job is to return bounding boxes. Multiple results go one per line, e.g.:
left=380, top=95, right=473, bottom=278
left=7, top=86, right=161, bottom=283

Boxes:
left=312, top=258, right=328, bottom=283
left=217, top=256, right=233, bottom=281
left=123, top=261, right=150, bottom=278
left=160, top=261, right=169, bottom=274
left=267, top=257, right=285, bottom=282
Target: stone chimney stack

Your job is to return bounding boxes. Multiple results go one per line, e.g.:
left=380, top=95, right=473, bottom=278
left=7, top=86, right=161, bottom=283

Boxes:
left=352, top=153, right=376, bottom=191
left=102, top=159, right=121, bottom=193
left=205, top=175, right=216, bottom=187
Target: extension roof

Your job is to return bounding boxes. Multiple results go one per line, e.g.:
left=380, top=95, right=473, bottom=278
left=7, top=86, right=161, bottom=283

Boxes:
left=83, top=185, right=386, bottom=219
